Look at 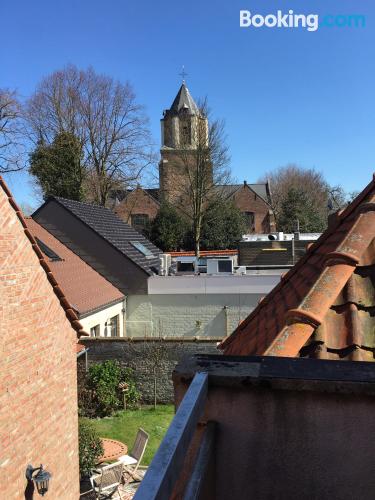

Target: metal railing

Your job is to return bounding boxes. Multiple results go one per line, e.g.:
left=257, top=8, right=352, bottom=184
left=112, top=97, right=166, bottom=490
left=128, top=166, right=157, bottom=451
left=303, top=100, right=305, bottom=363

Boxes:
left=134, top=372, right=209, bottom=500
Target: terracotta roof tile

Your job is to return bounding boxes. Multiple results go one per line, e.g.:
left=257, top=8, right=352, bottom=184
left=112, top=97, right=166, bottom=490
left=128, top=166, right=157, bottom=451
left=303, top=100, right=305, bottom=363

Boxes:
left=169, top=250, right=238, bottom=257
left=220, top=175, right=375, bottom=361
left=26, top=218, right=124, bottom=316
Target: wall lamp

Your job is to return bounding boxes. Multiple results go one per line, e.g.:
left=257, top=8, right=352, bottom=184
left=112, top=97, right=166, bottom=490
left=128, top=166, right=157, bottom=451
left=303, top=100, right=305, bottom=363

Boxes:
left=26, top=464, right=51, bottom=496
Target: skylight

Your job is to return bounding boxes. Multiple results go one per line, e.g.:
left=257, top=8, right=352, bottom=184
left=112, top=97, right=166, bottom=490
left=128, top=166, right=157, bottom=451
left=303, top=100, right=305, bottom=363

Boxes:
left=35, top=237, right=62, bottom=262
left=130, top=241, right=154, bottom=258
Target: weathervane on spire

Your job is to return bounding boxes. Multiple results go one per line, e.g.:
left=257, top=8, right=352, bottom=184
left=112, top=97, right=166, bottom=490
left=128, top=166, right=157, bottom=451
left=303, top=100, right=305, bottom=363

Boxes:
left=179, top=65, right=188, bottom=84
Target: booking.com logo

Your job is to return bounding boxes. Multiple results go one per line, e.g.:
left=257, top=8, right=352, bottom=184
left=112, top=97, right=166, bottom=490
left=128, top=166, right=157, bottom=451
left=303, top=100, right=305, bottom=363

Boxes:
left=240, top=10, right=366, bottom=32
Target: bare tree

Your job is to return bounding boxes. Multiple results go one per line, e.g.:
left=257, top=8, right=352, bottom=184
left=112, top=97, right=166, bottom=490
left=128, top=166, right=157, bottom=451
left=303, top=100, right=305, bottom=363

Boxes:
left=24, top=65, right=155, bottom=205
left=260, top=164, right=329, bottom=223
left=0, top=89, right=25, bottom=173
left=172, top=99, right=231, bottom=257
left=260, top=164, right=350, bottom=232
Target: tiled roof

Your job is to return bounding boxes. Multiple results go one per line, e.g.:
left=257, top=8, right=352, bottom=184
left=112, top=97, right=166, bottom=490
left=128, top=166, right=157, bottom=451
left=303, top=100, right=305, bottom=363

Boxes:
left=168, top=83, right=199, bottom=116
left=138, top=183, right=271, bottom=206
left=26, top=218, right=124, bottom=316
left=220, top=175, right=375, bottom=361
left=145, top=188, right=160, bottom=203
left=36, top=197, right=162, bottom=276
left=169, top=250, right=238, bottom=257
left=219, top=183, right=271, bottom=205
left=0, top=176, right=88, bottom=337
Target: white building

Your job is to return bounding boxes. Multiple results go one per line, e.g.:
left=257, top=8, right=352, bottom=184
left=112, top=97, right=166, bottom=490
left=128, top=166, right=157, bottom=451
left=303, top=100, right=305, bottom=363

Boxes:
left=125, top=274, right=281, bottom=338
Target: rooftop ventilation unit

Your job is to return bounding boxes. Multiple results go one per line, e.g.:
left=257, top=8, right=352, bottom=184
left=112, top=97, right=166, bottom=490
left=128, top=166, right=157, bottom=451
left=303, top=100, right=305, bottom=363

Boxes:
left=159, top=253, right=172, bottom=276
left=207, top=259, right=234, bottom=275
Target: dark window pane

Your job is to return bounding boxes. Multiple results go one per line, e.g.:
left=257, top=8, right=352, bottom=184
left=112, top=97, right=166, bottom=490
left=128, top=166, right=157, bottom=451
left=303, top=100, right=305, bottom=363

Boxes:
left=218, top=260, right=232, bottom=273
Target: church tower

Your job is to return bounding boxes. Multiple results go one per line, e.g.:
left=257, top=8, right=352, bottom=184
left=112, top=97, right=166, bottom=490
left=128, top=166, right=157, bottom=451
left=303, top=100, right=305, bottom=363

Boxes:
left=159, top=83, right=209, bottom=203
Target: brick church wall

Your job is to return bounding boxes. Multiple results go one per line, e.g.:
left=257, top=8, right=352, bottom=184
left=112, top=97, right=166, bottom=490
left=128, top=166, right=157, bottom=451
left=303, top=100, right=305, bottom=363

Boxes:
left=232, top=185, right=274, bottom=233
left=0, top=184, right=80, bottom=499
left=115, top=187, right=159, bottom=225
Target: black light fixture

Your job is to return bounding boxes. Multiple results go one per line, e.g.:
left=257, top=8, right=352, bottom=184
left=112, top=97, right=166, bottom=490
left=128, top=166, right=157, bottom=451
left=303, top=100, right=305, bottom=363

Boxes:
left=26, top=464, right=51, bottom=496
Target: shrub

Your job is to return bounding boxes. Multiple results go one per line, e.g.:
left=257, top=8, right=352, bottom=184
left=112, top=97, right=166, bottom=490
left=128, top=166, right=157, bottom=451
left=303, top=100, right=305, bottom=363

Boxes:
left=119, top=367, right=140, bottom=410
left=78, top=419, right=103, bottom=477
left=84, top=361, right=140, bottom=417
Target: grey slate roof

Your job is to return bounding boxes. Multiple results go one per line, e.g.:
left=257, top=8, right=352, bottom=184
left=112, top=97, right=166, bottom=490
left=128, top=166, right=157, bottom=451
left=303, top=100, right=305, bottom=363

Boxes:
left=217, top=183, right=271, bottom=204
left=52, top=197, right=162, bottom=275
left=168, top=84, right=199, bottom=116
left=119, top=182, right=271, bottom=206
left=145, top=188, right=160, bottom=203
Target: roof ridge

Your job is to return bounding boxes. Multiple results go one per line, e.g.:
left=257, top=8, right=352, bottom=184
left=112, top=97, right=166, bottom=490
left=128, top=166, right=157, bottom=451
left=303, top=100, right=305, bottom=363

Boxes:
left=49, top=197, right=161, bottom=276
left=0, top=177, right=88, bottom=337
left=220, top=174, right=375, bottom=355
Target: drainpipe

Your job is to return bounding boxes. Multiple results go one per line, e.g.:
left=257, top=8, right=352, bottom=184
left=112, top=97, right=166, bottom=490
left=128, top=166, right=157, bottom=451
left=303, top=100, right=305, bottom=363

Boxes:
left=122, top=297, right=127, bottom=337
left=223, top=306, right=229, bottom=336
left=292, top=237, right=295, bottom=265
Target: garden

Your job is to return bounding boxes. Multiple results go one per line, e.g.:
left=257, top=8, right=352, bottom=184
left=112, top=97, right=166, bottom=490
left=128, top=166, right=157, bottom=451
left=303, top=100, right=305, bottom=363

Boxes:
left=78, top=360, right=174, bottom=476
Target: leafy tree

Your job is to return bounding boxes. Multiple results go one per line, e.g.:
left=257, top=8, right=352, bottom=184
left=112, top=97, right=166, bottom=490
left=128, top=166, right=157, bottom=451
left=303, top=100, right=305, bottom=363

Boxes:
left=78, top=419, right=103, bottom=476
left=277, top=187, right=327, bottom=232
left=201, top=200, right=247, bottom=250
left=86, top=360, right=140, bottom=417
left=149, top=203, right=189, bottom=251
left=29, top=131, right=85, bottom=200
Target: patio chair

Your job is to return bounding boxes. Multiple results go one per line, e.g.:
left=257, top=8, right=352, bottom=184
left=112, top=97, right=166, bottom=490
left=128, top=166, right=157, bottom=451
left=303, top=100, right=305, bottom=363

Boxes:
left=90, top=460, right=126, bottom=499
left=118, top=428, right=149, bottom=481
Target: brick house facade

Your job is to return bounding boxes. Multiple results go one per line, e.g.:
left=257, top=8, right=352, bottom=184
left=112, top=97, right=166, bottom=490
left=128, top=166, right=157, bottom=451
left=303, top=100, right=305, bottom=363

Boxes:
left=114, top=187, right=160, bottom=232
left=229, top=182, right=276, bottom=233
left=0, top=177, right=82, bottom=498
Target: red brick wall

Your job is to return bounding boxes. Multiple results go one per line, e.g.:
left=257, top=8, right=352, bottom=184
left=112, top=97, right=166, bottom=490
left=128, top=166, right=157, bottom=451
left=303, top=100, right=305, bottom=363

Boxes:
left=0, top=188, right=79, bottom=498
left=115, top=188, right=159, bottom=225
left=232, top=185, right=274, bottom=233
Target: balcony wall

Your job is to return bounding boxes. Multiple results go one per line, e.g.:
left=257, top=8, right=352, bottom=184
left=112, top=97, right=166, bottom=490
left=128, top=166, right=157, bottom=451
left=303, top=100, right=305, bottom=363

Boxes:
left=136, top=355, right=375, bottom=500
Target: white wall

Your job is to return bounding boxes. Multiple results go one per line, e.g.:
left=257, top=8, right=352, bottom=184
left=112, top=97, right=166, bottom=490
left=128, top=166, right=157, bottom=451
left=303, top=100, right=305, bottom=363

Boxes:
left=80, top=300, right=125, bottom=337
left=148, top=274, right=280, bottom=295
left=126, top=274, right=280, bottom=338
left=127, top=292, right=275, bottom=339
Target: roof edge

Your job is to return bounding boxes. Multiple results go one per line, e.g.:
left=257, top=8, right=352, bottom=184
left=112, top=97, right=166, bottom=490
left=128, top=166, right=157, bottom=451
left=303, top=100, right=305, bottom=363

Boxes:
left=0, top=178, right=88, bottom=338
left=34, top=196, right=155, bottom=277
left=219, top=174, right=375, bottom=351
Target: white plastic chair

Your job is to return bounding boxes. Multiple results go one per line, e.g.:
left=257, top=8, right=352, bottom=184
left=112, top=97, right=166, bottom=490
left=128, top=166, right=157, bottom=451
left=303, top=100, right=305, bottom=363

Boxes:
left=118, top=428, right=149, bottom=481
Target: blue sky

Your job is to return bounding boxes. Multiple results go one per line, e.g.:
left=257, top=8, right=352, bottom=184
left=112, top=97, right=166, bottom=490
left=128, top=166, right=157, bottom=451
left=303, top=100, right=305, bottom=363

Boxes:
left=1, top=0, right=374, bottom=207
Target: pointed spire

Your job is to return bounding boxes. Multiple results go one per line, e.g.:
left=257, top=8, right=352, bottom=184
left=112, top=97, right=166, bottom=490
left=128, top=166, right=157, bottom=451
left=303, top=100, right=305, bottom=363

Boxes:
left=169, top=83, right=199, bottom=115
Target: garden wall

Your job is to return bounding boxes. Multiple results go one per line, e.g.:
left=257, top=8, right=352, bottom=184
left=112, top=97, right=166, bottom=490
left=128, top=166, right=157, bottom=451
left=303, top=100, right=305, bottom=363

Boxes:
left=78, top=337, right=220, bottom=404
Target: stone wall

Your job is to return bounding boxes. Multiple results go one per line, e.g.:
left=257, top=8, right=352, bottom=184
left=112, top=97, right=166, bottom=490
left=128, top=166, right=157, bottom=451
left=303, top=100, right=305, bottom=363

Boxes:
left=78, top=337, right=220, bottom=404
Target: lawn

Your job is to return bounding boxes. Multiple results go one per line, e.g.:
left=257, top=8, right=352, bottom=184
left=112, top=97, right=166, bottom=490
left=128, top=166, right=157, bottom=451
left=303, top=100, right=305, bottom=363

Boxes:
left=91, top=405, right=174, bottom=465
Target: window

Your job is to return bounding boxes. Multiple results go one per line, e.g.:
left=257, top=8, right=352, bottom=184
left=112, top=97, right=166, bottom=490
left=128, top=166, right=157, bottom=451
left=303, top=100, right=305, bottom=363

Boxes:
left=218, top=260, right=233, bottom=273
left=90, top=324, right=100, bottom=337
left=35, top=237, right=62, bottom=262
left=243, top=212, right=255, bottom=232
left=179, top=117, right=191, bottom=145
left=109, top=315, right=119, bottom=337
left=130, top=241, right=155, bottom=258
left=177, top=261, right=195, bottom=273
left=131, top=213, right=149, bottom=231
